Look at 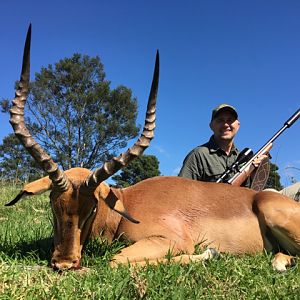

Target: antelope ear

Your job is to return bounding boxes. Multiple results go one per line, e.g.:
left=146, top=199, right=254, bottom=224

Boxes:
left=104, top=188, right=140, bottom=224
left=5, top=176, right=52, bottom=206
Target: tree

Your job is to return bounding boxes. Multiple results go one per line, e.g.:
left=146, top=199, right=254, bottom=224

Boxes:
left=265, top=162, right=283, bottom=190
left=0, top=134, right=44, bottom=182
left=112, top=155, right=161, bottom=188
left=0, top=99, right=10, bottom=113
left=1, top=53, right=140, bottom=176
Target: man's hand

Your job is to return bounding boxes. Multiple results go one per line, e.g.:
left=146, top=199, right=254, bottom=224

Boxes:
left=251, top=143, right=272, bottom=168
left=252, top=154, right=270, bottom=167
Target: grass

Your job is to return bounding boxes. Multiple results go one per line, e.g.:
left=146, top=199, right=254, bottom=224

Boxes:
left=0, top=184, right=300, bottom=299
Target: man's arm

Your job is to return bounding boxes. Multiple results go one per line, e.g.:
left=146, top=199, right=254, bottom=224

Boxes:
left=178, top=152, right=202, bottom=180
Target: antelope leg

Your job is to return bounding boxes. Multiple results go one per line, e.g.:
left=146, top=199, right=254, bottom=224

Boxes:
left=110, top=236, right=218, bottom=267
left=272, top=253, right=296, bottom=272
left=255, top=191, right=300, bottom=271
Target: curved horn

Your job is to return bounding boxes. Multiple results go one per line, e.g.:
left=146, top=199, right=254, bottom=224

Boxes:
left=9, top=24, right=70, bottom=191
left=85, top=50, right=160, bottom=189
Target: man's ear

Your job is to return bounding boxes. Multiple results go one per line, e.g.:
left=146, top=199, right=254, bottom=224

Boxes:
left=5, top=176, right=52, bottom=206
left=103, top=188, right=140, bottom=224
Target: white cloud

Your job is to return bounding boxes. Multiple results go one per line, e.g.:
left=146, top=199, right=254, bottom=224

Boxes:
left=172, top=167, right=181, bottom=176
left=153, top=145, right=170, bottom=158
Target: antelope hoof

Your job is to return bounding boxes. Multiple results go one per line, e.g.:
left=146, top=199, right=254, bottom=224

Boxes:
left=201, top=248, right=219, bottom=260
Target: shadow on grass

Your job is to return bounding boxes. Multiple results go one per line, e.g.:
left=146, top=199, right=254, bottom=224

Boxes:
left=0, top=237, right=53, bottom=262
left=1, top=235, right=128, bottom=268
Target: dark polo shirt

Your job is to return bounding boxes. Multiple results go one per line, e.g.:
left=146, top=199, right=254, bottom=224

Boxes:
left=178, top=136, right=241, bottom=183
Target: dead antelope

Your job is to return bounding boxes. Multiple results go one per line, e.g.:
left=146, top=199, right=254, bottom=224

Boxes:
left=6, top=26, right=300, bottom=272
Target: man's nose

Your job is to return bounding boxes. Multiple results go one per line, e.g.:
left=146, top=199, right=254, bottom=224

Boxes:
left=222, top=121, right=230, bottom=127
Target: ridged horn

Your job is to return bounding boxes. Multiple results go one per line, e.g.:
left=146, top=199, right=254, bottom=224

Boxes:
left=85, top=50, right=160, bottom=189
left=9, top=24, right=70, bottom=192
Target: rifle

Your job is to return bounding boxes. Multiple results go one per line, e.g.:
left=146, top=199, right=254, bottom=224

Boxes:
left=217, top=108, right=300, bottom=187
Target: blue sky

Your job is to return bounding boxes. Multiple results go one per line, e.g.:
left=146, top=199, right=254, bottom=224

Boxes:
left=1, top=0, right=299, bottom=185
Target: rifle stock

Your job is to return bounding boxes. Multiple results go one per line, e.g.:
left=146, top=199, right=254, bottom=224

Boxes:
left=228, top=143, right=272, bottom=186
left=226, top=108, right=300, bottom=186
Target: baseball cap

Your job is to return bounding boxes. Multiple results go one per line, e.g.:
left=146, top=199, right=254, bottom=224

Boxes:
left=211, top=104, right=238, bottom=120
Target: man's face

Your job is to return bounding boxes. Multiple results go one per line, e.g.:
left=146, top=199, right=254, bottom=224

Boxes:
left=210, top=109, right=240, bottom=142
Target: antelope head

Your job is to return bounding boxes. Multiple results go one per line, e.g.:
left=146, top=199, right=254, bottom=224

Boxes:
left=6, top=25, right=159, bottom=270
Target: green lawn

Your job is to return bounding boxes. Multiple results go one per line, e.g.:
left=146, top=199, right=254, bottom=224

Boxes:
left=0, top=184, right=299, bottom=299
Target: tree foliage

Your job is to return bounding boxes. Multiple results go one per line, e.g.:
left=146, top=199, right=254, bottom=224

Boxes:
left=0, top=134, right=44, bottom=182
left=265, top=162, right=284, bottom=190
left=112, top=155, right=161, bottom=188
left=0, top=99, right=10, bottom=113
left=1, top=53, right=140, bottom=179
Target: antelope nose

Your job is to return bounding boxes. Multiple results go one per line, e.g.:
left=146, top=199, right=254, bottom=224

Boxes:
left=51, top=258, right=81, bottom=270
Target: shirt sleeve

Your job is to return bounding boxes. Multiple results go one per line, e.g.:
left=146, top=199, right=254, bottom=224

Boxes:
left=178, top=151, right=202, bottom=180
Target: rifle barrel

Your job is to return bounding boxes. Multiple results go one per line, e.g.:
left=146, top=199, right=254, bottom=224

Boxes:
left=227, top=108, right=300, bottom=184
left=253, top=108, right=300, bottom=158
left=285, top=108, right=300, bottom=127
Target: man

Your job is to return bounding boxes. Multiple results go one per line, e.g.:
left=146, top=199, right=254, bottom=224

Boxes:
left=178, top=103, right=300, bottom=198
left=178, top=104, right=261, bottom=186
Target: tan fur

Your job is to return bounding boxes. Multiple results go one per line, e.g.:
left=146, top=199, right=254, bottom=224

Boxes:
left=11, top=169, right=300, bottom=271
